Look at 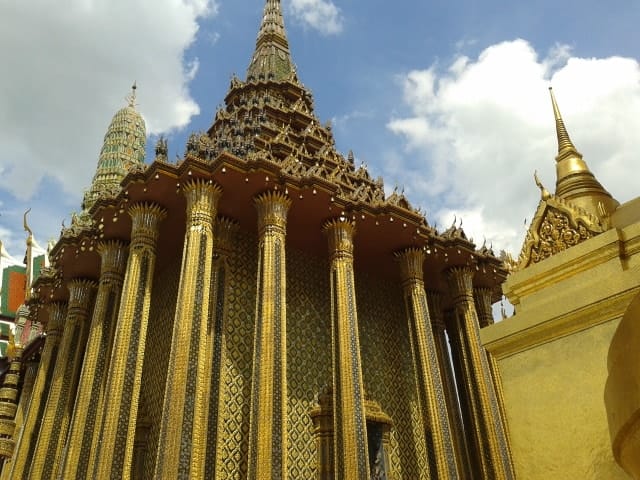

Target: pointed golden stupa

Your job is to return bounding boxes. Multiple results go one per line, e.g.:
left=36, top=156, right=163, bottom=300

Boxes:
left=549, top=87, right=619, bottom=219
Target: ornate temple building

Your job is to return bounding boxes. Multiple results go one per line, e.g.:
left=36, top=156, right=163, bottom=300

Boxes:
left=0, top=1, right=638, bottom=479
left=0, top=2, right=513, bottom=479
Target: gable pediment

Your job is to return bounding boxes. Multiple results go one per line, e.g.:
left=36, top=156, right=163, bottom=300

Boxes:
left=517, top=195, right=605, bottom=269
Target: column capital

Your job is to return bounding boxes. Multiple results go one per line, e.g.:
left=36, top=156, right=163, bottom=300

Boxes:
left=97, top=240, right=128, bottom=280
left=67, top=279, right=98, bottom=315
left=128, top=202, right=167, bottom=250
left=45, top=302, right=67, bottom=336
left=254, top=190, right=291, bottom=234
left=426, top=290, right=446, bottom=331
left=474, top=287, right=495, bottom=328
left=395, top=247, right=425, bottom=284
left=183, top=179, right=223, bottom=228
left=446, top=266, right=475, bottom=298
left=323, top=217, right=356, bottom=259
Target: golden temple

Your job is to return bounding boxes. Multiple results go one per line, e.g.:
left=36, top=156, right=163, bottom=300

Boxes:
left=0, top=1, right=638, bottom=479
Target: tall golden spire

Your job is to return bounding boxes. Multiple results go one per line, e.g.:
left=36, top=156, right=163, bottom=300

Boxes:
left=549, top=87, right=580, bottom=161
left=247, top=0, right=293, bottom=81
left=548, top=87, right=618, bottom=219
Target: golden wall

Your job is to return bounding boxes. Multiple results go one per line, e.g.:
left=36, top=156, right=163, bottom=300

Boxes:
left=606, top=292, right=640, bottom=479
left=484, top=220, right=640, bottom=480
left=134, top=228, right=425, bottom=478
left=497, top=319, right=628, bottom=479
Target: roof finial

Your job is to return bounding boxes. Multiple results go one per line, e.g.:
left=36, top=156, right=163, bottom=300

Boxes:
left=548, top=86, right=579, bottom=160
left=534, top=170, right=551, bottom=200
left=126, top=81, right=138, bottom=108
left=23, top=208, right=33, bottom=240
left=23, top=208, right=34, bottom=301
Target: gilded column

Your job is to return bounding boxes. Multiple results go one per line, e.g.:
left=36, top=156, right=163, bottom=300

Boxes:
left=323, top=217, right=369, bottom=480
left=6, top=302, right=66, bottom=479
left=61, top=240, right=128, bottom=479
left=93, top=202, right=166, bottom=480
left=208, top=217, right=238, bottom=480
left=0, top=345, right=23, bottom=463
left=446, top=267, right=514, bottom=480
left=1, top=355, right=37, bottom=480
left=427, top=291, right=473, bottom=480
left=396, top=248, right=459, bottom=479
left=29, top=279, right=97, bottom=480
left=474, top=288, right=511, bottom=448
left=10, top=358, right=38, bottom=451
left=154, top=180, right=222, bottom=479
left=247, top=191, right=291, bottom=480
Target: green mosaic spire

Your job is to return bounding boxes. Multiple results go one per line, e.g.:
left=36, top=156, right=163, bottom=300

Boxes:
left=247, top=0, right=294, bottom=82
left=83, top=83, right=146, bottom=210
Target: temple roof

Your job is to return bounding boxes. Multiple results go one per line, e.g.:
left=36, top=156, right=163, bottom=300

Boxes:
left=247, top=0, right=293, bottom=82
left=82, top=83, right=146, bottom=211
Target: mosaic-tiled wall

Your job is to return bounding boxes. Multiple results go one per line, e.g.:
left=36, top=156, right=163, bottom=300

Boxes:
left=132, top=228, right=426, bottom=479
left=216, top=230, right=257, bottom=479
left=357, top=270, right=429, bottom=480
left=285, top=246, right=332, bottom=479
left=139, top=256, right=181, bottom=479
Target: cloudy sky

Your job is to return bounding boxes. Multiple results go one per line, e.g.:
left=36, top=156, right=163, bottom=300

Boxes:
left=1, top=0, right=638, bottom=260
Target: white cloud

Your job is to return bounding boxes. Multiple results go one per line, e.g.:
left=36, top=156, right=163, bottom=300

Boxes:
left=288, top=0, right=344, bottom=35
left=0, top=0, right=218, bottom=200
left=387, top=39, right=640, bottom=255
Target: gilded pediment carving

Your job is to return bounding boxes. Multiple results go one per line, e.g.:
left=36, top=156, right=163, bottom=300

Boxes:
left=517, top=195, right=605, bottom=269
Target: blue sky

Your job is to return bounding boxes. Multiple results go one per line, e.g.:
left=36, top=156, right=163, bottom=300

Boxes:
left=1, top=0, right=639, bottom=262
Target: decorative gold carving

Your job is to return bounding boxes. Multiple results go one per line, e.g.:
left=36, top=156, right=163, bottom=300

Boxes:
left=518, top=196, right=605, bottom=269
left=396, top=248, right=459, bottom=479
